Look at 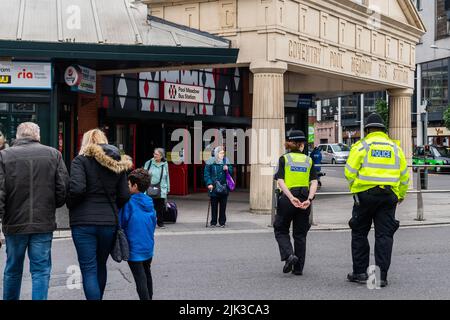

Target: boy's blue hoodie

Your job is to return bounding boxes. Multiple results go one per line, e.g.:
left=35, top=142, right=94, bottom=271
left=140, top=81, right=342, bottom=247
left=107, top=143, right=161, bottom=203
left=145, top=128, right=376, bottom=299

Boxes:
left=119, top=193, right=156, bottom=262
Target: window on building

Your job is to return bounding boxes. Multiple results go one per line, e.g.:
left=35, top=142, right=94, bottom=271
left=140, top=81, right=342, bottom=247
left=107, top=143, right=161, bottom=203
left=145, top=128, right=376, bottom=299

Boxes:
left=364, top=91, right=386, bottom=116
left=421, top=58, right=449, bottom=113
left=341, top=95, right=358, bottom=120
left=320, top=98, right=338, bottom=121
left=436, top=0, right=450, bottom=40
left=353, top=0, right=368, bottom=6
left=415, top=0, right=423, bottom=11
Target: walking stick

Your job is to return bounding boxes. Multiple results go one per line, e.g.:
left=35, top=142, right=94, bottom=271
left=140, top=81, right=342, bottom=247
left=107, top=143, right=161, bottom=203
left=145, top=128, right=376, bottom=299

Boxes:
left=205, top=198, right=211, bottom=228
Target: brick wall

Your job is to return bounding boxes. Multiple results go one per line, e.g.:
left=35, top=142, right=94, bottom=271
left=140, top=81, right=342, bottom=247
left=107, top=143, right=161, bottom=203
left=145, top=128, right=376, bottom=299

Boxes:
left=76, top=76, right=102, bottom=139
left=314, top=120, right=337, bottom=146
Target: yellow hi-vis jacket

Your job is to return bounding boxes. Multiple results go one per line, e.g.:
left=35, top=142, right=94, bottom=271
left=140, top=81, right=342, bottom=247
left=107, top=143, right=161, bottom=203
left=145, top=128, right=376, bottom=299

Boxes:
left=344, top=131, right=409, bottom=200
left=283, top=152, right=312, bottom=189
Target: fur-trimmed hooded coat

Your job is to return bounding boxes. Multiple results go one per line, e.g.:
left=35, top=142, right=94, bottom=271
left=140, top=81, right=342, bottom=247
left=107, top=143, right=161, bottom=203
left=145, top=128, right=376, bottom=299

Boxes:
left=68, top=144, right=133, bottom=227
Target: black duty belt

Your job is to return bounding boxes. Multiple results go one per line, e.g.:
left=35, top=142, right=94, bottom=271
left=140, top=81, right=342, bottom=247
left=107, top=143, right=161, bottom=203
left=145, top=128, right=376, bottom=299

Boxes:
left=362, top=186, right=392, bottom=195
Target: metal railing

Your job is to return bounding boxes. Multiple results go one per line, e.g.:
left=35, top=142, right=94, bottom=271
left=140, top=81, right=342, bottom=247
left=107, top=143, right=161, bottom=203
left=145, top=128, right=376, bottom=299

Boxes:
left=271, top=164, right=450, bottom=225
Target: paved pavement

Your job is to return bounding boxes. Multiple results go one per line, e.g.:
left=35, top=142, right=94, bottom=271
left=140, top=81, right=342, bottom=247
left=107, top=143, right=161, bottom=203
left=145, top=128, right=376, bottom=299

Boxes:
left=2, top=225, right=450, bottom=300
left=48, top=166, right=450, bottom=238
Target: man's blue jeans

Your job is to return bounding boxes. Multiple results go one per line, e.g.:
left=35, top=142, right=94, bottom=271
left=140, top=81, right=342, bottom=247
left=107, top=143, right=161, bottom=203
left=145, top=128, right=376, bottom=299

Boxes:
left=71, top=225, right=116, bottom=300
left=3, top=233, right=53, bottom=300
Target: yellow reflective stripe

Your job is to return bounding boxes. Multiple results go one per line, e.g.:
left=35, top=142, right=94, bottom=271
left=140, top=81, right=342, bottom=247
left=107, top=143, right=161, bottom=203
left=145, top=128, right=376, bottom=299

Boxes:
left=401, top=168, right=408, bottom=176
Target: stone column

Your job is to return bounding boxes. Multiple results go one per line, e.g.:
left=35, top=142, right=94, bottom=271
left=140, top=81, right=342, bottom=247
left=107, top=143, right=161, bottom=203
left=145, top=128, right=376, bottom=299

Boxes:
left=249, top=61, right=287, bottom=214
left=388, top=88, right=414, bottom=165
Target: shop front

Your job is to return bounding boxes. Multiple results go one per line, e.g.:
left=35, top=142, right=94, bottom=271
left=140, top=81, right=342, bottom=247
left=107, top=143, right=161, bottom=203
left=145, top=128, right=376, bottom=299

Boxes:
left=98, top=67, right=251, bottom=195
left=0, top=61, right=54, bottom=148
left=427, top=127, right=450, bottom=146
left=0, top=0, right=238, bottom=173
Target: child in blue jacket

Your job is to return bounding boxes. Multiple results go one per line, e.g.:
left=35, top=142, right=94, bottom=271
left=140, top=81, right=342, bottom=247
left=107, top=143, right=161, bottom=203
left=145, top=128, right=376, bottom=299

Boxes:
left=119, top=168, right=157, bottom=300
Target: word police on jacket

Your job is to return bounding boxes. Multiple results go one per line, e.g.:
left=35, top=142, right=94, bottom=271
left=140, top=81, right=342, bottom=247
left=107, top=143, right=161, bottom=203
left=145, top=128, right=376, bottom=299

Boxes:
left=371, top=150, right=392, bottom=158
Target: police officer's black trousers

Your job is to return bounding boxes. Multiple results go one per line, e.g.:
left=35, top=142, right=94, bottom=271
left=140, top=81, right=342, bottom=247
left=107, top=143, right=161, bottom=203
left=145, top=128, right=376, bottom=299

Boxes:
left=274, top=192, right=311, bottom=273
left=349, top=187, right=400, bottom=280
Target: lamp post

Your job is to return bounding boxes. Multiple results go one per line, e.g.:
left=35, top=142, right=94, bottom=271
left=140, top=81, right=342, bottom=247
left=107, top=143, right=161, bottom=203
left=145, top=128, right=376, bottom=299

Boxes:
left=334, top=114, right=339, bottom=143
left=338, top=97, right=343, bottom=144
left=360, top=94, right=365, bottom=139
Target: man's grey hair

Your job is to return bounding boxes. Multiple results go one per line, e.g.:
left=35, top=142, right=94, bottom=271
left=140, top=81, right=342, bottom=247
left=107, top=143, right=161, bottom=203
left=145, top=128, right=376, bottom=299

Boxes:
left=16, top=122, right=41, bottom=141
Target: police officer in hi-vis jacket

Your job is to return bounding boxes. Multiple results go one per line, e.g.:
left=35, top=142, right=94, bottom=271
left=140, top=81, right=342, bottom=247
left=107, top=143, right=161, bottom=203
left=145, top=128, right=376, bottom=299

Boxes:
left=345, top=113, right=410, bottom=288
left=274, top=130, right=318, bottom=276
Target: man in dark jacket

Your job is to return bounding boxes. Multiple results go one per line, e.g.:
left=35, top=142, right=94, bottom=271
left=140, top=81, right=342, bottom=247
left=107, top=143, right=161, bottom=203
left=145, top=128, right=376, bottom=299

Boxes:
left=0, top=122, right=69, bottom=300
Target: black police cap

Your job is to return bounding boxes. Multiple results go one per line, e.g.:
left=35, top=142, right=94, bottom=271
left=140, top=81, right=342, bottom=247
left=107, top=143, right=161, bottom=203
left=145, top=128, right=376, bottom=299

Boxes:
left=287, top=129, right=307, bottom=142
left=364, top=113, right=386, bottom=130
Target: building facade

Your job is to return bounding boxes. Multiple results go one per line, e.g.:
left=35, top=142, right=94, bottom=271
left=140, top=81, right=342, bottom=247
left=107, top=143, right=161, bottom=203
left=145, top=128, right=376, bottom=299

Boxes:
left=0, top=0, right=239, bottom=199
left=415, top=0, right=450, bottom=147
left=0, top=0, right=425, bottom=214
left=144, top=0, right=425, bottom=212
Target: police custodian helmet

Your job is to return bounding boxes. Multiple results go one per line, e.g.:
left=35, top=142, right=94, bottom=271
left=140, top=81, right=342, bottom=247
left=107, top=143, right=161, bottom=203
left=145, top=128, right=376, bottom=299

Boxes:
left=287, top=129, right=307, bottom=142
left=364, top=113, right=386, bottom=130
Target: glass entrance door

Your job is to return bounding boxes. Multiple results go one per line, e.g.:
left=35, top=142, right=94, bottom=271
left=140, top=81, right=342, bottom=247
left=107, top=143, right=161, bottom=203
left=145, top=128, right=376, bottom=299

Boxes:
left=0, top=102, right=51, bottom=147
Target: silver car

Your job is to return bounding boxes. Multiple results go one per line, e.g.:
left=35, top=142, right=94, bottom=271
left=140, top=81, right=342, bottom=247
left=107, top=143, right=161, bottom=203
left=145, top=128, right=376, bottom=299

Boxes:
left=318, top=143, right=350, bottom=164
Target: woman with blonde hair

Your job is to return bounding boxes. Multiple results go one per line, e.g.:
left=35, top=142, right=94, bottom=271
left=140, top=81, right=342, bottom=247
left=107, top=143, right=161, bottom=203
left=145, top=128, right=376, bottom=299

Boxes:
left=68, top=129, right=132, bottom=300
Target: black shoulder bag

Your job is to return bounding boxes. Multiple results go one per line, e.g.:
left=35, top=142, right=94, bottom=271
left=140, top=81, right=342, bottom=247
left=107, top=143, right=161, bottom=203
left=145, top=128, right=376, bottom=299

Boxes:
left=145, top=160, right=164, bottom=198
left=96, top=167, right=129, bottom=263
left=213, top=164, right=228, bottom=196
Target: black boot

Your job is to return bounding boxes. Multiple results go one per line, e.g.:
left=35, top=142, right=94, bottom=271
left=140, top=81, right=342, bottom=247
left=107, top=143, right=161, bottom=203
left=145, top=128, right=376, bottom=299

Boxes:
left=292, top=270, right=303, bottom=276
left=347, top=272, right=368, bottom=284
left=283, top=255, right=299, bottom=274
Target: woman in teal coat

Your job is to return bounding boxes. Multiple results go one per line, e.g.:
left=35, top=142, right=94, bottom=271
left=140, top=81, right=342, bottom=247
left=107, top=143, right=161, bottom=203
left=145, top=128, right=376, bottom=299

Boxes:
left=144, top=148, right=170, bottom=228
left=204, top=146, right=233, bottom=227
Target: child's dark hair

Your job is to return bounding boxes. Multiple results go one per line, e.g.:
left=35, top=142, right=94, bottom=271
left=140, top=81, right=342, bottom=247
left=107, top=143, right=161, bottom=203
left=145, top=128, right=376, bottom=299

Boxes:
left=128, top=168, right=151, bottom=192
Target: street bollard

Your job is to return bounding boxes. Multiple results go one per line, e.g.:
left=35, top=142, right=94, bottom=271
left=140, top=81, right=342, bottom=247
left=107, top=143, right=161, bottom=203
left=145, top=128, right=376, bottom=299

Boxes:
left=419, top=167, right=428, bottom=190
left=415, top=167, right=425, bottom=221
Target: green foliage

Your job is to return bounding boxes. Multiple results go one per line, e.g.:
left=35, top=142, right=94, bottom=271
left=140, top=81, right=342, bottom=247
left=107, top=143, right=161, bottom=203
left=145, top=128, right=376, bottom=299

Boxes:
left=444, top=105, right=450, bottom=131
left=375, top=99, right=389, bottom=130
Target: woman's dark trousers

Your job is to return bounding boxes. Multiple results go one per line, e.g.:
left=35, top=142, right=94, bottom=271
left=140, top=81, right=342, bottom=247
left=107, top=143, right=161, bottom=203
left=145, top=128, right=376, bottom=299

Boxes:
left=210, top=195, right=228, bottom=226
left=274, top=192, right=311, bottom=273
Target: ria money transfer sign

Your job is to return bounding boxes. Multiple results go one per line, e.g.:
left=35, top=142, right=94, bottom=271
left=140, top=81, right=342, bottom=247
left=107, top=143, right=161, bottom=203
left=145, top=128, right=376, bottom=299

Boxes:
left=0, top=61, right=52, bottom=90
left=162, top=82, right=204, bottom=103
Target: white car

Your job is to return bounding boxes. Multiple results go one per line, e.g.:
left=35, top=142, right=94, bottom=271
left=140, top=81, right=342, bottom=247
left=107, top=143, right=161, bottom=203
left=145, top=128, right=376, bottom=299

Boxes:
left=318, top=143, right=350, bottom=164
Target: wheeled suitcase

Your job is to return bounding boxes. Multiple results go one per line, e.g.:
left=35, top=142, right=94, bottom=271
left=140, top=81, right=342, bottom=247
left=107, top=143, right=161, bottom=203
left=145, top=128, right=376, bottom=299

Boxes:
left=164, top=201, right=178, bottom=223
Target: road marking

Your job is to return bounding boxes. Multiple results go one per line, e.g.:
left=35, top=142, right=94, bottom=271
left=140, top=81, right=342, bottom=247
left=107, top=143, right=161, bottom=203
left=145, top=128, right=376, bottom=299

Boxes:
left=155, top=229, right=273, bottom=236
left=49, top=223, right=450, bottom=240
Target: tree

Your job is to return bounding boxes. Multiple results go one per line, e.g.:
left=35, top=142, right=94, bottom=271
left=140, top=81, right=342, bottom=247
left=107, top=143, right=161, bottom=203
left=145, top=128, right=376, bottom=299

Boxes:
left=375, top=98, right=389, bottom=130
left=444, top=105, right=450, bottom=131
